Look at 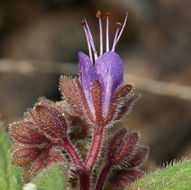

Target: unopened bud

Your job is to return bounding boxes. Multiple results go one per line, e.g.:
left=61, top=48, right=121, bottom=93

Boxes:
left=108, top=129, right=139, bottom=165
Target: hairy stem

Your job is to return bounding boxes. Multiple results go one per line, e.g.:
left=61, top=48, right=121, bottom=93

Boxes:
left=95, top=163, right=112, bottom=190
left=79, top=170, right=91, bottom=190
left=60, top=139, right=92, bottom=189
left=61, top=138, right=84, bottom=168
left=85, top=127, right=104, bottom=172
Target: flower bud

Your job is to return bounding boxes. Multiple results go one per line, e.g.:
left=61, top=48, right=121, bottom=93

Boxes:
left=12, top=146, right=41, bottom=167
left=108, top=129, right=139, bottom=165
left=10, top=100, right=67, bottom=181
left=10, top=121, right=48, bottom=145
left=30, top=103, right=68, bottom=139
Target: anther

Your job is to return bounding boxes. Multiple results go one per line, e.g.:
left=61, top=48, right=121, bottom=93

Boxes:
left=96, top=10, right=101, bottom=18
left=116, top=22, right=122, bottom=28
left=105, top=12, right=111, bottom=19
left=81, top=20, right=85, bottom=27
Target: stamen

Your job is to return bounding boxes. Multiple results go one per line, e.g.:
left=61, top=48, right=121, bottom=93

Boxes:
left=81, top=20, right=93, bottom=62
left=96, top=10, right=103, bottom=56
left=105, top=12, right=110, bottom=52
left=111, top=22, right=121, bottom=51
left=116, top=12, right=128, bottom=43
left=84, top=18, right=98, bottom=60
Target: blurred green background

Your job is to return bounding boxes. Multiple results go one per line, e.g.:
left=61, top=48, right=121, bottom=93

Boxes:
left=0, top=0, right=191, bottom=173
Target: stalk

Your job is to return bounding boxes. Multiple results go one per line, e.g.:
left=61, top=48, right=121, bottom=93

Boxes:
left=61, top=138, right=84, bottom=168
left=95, top=163, right=112, bottom=190
left=85, top=127, right=104, bottom=172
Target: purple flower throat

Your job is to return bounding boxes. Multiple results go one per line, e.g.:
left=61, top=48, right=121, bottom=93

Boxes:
left=79, top=11, right=128, bottom=119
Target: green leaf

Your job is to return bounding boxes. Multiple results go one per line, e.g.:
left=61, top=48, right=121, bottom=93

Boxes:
left=0, top=125, right=23, bottom=190
left=34, top=163, right=67, bottom=190
left=130, top=160, right=191, bottom=190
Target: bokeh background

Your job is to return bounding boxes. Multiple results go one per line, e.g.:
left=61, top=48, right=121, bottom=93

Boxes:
left=0, top=0, right=191, bottom=172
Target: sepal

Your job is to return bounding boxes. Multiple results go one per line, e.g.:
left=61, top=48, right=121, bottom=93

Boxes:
left=60, top=76, right=84, bottom=115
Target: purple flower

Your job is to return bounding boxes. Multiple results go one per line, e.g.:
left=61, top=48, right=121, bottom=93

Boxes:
left=79, top=12, right=128, bottom=119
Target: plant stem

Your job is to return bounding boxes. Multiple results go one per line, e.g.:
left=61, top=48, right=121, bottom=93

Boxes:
left=61, top=138, right=84, bottom=168
left=85, top=127, right=104, bottom=172
left=95, top=163, right=112, bottom=190
left=60, top=138, right=91, bottom=190
left=79, top=170, right=91, bottom=190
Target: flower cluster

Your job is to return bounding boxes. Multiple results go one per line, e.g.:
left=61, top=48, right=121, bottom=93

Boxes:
left=10, top=98, right=68, bottom=181
left=9, top=11, right=148, bottom=190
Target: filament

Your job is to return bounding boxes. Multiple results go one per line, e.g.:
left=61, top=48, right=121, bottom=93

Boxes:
left=111, top=22, right=121, bottom=51
left=82, top=20, right=93, bottom=62
left=84, top=18, right=98, bottom=60
left=105, top=12, right=110, bottom=52
left=96, top=11, right=103, bottom=56
left=116, top=12, right=128, bottom=43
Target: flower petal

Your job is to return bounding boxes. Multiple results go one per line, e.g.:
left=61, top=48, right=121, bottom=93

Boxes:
left=95, top=51, right=123, bottom=117
left=78, top=52, right=97, bottom=118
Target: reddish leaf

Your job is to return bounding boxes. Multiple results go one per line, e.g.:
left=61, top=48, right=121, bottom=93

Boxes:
left=29, top=109, right=58, bottom=138
left=10, top=121, right=48, bottom=145
left=31, top=155, right=47, bottom=173
left=47, top=149, right=64, bottom=165
left=30, top=104, right=68, bottom=139
left=12, top=147, right=41, bottom=167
